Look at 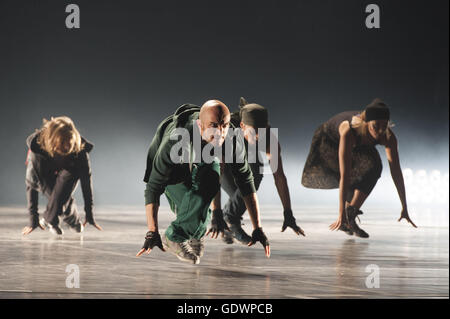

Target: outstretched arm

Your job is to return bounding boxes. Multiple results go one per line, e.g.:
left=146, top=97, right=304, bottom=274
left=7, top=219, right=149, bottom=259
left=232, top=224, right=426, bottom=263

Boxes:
left=385, top=132, right=417, bottom=228
left=269, top=143, right=305, bottom=236
left=136, top=203, right=165, bottom=256
left=330, top=124, right=354, bottom=231
left=243, top=192, right=262, bottom=229
left=270, top=143, right=292, bottom=210
left=79, top=151, right=102, bottom=230
left=242, top=192, right=270, bottom=258
left=22, top=187, right=44, bottom=235
left=145, top=203, right=160, bottom=232
left=137, top=139, right=175, bottom=257
left=229, top=131, right=270, bottom=257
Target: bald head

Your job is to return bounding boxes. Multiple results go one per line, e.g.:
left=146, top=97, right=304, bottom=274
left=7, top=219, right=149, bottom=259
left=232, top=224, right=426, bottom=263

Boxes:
left=199, top=100, right=230, bottom=122
left=197, top=99, right=231, bottom=147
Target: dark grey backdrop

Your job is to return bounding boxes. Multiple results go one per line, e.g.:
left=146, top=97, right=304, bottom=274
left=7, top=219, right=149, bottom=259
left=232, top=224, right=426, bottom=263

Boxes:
left=0, top=0, right=448, bottom=207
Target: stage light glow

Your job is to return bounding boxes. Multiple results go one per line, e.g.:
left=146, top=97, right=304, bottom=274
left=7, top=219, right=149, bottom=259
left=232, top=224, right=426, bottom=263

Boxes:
left=403, top=168, right=449, bottom=204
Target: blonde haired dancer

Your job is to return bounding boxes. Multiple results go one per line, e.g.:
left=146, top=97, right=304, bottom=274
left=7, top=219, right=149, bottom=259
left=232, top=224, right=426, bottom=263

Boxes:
left=22, top=116, right=102, bottom=236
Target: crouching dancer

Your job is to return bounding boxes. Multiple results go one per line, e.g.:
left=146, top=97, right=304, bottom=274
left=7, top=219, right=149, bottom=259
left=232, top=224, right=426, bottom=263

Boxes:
left=136, top=100, right=270, bottom=264
left=22, top=116, right=102, bottom=236
left=301, top=99, right=416, bottom=238
left=213, top=97, right=305, bottom=246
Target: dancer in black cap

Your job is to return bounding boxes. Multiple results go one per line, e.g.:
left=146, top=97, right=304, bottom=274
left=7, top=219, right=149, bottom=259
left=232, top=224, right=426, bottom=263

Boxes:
left=301, top=98, right=417, bottom=238
left=209, top=97, right=304, bottom=245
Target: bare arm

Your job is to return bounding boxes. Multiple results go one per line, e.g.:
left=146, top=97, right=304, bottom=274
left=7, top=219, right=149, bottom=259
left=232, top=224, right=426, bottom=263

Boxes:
left=268, top=143, right=305, bottom=236
left=243, top=192, right=270, bottom=257
left=243, top=192, right=262, bottom=229
left=330, top=122, right=355, bottom=230
left=145, top=203, right=160, bottom=232
left=385, top=133, right=407, bottom=208
left=338, top=126, right=354, bottom=217
left=210, top=190, right=221, bottom=211
left=269, top=143, right=292, bottom=210
left=136, top=203, right=164, bottom=256
left=384, top=132, right=416, bottom=227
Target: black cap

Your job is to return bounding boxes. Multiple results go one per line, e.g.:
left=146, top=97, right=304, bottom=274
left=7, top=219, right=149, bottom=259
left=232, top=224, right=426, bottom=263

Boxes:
left=365, top=98, right=390, bottom=122
left=238, top=97, right=269, bottom=128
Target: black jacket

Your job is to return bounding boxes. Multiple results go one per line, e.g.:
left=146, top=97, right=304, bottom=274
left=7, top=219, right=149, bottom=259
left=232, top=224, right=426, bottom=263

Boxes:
left=26, top=131, right=94, bottom=218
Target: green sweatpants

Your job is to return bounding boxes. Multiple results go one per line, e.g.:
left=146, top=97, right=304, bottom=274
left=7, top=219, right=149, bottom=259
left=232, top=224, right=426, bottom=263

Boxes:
left=164, top=160, right=221, bottom=242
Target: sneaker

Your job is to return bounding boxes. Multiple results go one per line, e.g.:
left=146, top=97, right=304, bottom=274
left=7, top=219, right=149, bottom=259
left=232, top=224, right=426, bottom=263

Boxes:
left=189, top=237, right=205, bottom=257
left=223, top=215, right=252, bottom=245
left=163, top=234, right=200, bottom=264
left=39, top=218, right=64, bottom=236
left=345, top=206, right=369, bottom=238
left=228, top=223, right=252, bottom=245
left=222, top=229, right=234, bottom=245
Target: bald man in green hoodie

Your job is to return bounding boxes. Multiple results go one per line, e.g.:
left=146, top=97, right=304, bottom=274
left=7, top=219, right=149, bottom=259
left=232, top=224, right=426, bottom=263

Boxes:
left=136, top=100, right=270, bottom=264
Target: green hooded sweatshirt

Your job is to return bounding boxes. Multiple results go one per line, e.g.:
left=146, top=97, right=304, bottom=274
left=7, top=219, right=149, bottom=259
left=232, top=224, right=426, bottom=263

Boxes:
left=143, top=104, right=256, bottom=205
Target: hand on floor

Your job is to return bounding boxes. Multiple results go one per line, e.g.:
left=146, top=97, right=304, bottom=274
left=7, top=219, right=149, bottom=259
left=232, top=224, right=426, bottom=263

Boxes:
left=22, top=216, right=45, bottom=235
left=21, top=224, right=45, bottom=235
left=136, top=231, right=165, bottom=257
left=83, top=218, right=103, bottom=231
left=206, top=208, right=230, bottom=239
left=398, top=208, right=417, bottom=228
left=248, top=227, right=271, bottom=258
left=329, top=217, right=343, bottom=231
left=282, top=209, right=306, bottom=236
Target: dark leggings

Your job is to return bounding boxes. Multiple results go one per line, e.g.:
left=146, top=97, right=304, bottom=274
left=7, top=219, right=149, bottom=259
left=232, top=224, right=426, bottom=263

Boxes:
left=221, top=163, right=264, bottom=225
left=26, top=159, right=80, bottom=227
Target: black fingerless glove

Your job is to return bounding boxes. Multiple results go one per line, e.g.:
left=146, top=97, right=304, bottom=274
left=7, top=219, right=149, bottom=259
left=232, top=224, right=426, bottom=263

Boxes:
left=85, top=208, right=95, bottom=224
left=250, top=227, right=269, bottom=247
left=283, top=208, right=296, bottom=224
left=85, top=216, right=96, bottom=225
left=142, top=231, right=164, bottom=251
left=210, top=209, right=229, bottom=232
left=29, top=215, right=40, bottom=229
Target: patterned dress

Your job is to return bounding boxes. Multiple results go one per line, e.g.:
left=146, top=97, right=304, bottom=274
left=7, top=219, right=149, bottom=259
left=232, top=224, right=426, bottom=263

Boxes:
left=301, top=111, right=382, bottom=201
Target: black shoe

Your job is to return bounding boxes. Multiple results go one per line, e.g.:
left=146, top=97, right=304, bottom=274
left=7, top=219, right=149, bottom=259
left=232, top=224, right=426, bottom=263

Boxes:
left=69, top=223, right=84, bottom=233
left=338, top=223, right=354, bottom=236
left=345, top=206, right=369, bottom=238
left=222, top=229, right=234, bottom=245
left=223, top=215, right=251, bottom=245
left=228, top=223, right=252, bottom=245
left=39, top=218, right=64, bottom=236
